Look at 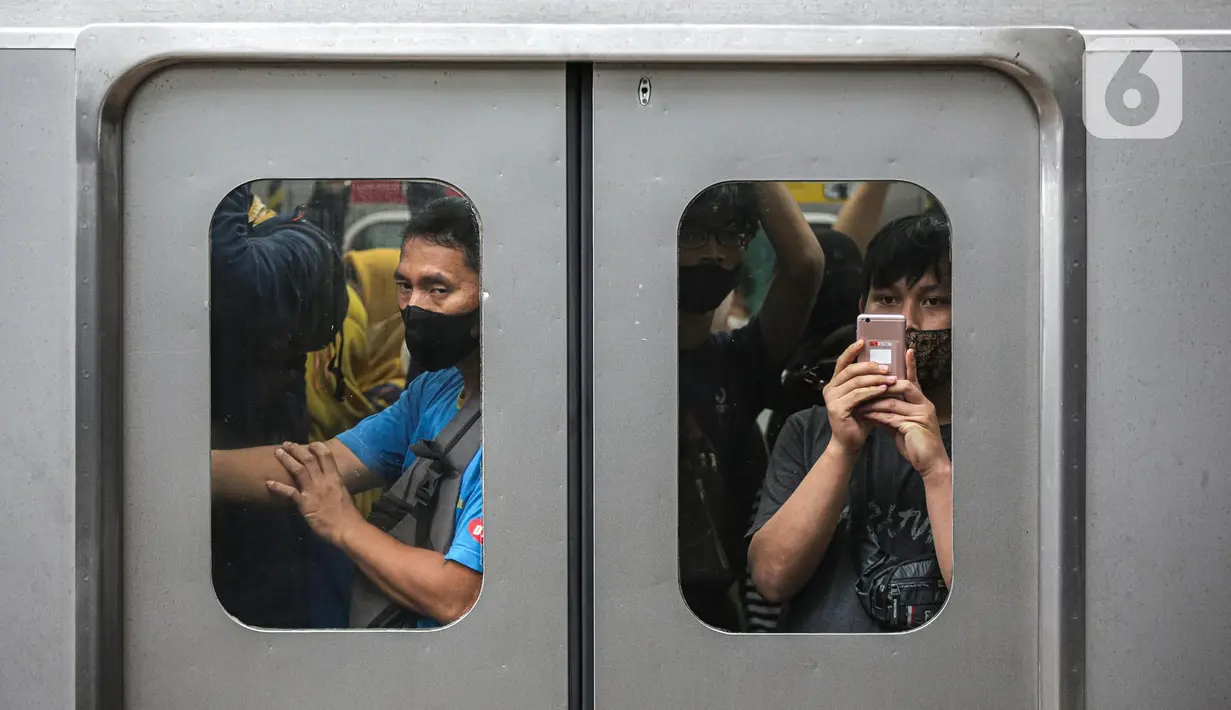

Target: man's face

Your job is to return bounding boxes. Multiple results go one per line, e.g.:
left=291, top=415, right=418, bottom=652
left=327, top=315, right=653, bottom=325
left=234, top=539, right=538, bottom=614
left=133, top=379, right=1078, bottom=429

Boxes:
left=676, top=223, right=750, bottom=270
left=395, top=237, right=482, bottom=318
left=861, top=262, right=952, bottom=332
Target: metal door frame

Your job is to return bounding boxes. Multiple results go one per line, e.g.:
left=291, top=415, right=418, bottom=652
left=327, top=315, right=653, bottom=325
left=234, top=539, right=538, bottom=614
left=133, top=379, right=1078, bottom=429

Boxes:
left=75, top=23, right=1086, bottom=710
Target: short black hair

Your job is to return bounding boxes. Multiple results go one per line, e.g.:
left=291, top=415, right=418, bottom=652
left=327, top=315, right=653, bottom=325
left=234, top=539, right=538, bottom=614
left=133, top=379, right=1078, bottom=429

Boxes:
left=402, top=196, right=481, bottom=274
left=679, top=182, right=761, bottom=239
left=861, top=214, right=951, bottom=298
left=403, top=180, right=450, bottom=211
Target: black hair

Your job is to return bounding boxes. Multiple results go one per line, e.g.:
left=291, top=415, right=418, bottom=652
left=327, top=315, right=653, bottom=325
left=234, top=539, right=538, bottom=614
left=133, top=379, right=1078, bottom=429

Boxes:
left=402, top=196, right=481, bottom=274
left=861, top=213, right=951, bottom=298
left=679, top=182, right=761, bottom=238
left=403, top=181, right=450, bottom=211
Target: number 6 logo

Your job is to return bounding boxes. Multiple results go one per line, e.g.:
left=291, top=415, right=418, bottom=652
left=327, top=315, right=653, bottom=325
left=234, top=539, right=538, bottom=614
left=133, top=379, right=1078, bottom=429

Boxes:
left=1084, top=36, right=1182, bottom=140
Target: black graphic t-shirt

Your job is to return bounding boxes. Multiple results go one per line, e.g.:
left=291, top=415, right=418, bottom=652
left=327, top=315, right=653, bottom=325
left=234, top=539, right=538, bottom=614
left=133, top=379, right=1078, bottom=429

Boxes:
left=748, top=405, right=953, bottom=633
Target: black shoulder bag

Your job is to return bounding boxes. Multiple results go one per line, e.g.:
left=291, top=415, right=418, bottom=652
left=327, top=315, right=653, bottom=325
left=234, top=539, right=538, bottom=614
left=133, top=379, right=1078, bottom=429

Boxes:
left=849, top=454, right=949, bottom=630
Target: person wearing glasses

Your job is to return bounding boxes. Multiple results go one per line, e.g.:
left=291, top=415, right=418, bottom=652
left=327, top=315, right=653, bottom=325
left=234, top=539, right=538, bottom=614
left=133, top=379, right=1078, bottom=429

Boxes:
left=677, top=182, right=825, bottom=631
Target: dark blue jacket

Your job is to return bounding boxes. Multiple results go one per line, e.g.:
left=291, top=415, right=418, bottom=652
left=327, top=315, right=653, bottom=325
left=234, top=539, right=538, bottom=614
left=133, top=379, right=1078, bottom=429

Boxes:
left=209, top=182, right=332, bottom=447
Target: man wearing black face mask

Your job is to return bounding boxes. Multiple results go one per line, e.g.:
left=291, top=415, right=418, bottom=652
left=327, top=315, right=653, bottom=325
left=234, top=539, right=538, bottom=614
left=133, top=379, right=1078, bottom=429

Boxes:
left=210, top=197, right=485, bottom=629
left=677, top=182, right=825, bottom=631
left=747, top=214, right=953, bottom=633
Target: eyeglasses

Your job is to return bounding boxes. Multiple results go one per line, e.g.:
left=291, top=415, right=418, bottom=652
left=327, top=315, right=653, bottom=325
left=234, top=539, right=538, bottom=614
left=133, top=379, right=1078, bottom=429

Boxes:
left=677, top=227, right=755, bottom=250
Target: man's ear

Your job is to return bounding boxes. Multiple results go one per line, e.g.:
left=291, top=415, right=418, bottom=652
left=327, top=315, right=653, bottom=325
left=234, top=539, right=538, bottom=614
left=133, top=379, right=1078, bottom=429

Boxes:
left=858, top=296, right=866, bottom=313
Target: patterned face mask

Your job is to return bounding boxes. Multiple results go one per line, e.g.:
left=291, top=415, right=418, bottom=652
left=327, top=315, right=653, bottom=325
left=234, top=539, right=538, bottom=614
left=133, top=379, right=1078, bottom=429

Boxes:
left=905, top=328, right=952, bottom=390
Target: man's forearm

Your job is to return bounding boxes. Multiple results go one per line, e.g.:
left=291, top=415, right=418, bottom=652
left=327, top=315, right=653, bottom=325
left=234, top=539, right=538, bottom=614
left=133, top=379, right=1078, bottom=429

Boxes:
left=749, top=443, right=858, bottom=603
left=211, top=438, right=379, bottom=503
left=211, top=446, right=296, bottom=503
left=337, top=521, right=481, bottom=625
left=922, top=462, right=953, bottom=588
left=833, top=182, right=891, bottom=256
left=755, top=182, right=825, bottom=281
left=752, top=183, right=826, bottom=364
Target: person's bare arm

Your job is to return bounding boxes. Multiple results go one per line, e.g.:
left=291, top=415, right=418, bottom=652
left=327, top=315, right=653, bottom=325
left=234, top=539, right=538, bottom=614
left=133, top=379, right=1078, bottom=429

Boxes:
left=339, top=523, right=482, bottom=624
left=267, top=442, right=481, bottom=625
left=920, top=464, right=953, bottom=588
left=833, top=182, right=891, bottom=256
left=749, top=442, right=859, bottom=603
left=754, top=182, right=826, bottom=366
left=749, top=339, right=900, bottom=602
left=211, top=438, right=381, bottom=503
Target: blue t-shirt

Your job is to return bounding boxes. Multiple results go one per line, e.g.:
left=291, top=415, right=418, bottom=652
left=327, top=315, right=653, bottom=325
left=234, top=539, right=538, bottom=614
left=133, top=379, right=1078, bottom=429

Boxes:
left=322, top=368, right=483, bottom=628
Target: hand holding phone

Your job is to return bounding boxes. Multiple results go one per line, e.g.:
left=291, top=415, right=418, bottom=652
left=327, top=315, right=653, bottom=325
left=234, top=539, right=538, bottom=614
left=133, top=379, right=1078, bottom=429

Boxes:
left=821, top=330, right=901, bottom=455
left=855, top=314, right=907, bottom=378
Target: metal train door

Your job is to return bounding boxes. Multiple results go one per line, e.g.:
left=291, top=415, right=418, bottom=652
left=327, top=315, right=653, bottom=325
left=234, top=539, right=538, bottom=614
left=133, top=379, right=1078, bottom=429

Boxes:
left=588, top=28, right=1086, bottom=709
left=75, top=27, right=569, bottom=709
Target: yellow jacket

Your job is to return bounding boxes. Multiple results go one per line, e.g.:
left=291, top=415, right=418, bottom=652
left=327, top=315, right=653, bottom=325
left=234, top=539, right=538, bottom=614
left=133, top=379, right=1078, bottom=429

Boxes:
left=344, top=248, right=407, bottom=391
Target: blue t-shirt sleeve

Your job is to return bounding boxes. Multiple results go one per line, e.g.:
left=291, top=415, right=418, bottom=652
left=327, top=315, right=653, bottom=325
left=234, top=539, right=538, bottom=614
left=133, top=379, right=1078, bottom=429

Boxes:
left=443, top=452, right=484, bottom=574
left=336, top=380, right=423, bottom=480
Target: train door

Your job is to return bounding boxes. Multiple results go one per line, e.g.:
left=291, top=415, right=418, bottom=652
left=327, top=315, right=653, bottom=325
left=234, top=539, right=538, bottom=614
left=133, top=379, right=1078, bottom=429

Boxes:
left=588, top=28, right=1085, bottom=709
left=77, top=29, right=570, bottom=708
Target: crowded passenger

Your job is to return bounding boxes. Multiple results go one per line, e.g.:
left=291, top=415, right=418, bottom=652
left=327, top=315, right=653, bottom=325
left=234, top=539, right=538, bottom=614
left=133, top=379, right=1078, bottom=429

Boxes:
left=747, top=214, right=953, bottom=632
left=677, top=182, right=824, bottom=631
left=209, top=182, right=349, bottom=629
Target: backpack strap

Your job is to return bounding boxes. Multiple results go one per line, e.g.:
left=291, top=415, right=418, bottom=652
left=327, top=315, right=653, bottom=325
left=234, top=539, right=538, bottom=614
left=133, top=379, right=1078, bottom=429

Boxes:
left=350, top=394, right=482, bottom=628
left=405, top=395, right=482, bottom=552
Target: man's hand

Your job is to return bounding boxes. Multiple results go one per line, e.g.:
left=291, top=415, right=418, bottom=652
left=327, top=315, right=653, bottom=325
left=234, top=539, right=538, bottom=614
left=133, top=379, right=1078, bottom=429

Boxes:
left=822, top=339, right=899, bottom=457
left=267, top=442, right=367, bottom=547
left=858, top=350, right=950, bottom=479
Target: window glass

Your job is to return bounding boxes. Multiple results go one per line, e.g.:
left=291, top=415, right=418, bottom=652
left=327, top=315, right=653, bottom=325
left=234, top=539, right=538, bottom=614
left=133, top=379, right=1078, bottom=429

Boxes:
left=209, top=179, right=485, bottom=631
left=676, top=180, right=954, bottom=634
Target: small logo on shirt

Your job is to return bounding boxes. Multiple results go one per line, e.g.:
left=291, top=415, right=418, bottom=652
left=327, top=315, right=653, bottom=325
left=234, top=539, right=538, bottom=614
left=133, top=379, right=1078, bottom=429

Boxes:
left=468, top=518, right=484, bottom=545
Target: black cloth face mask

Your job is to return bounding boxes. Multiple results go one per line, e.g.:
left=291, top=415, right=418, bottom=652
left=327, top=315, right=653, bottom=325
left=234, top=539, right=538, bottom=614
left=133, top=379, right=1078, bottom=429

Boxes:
left=678, top=263, right=738, bottom=314
left=905, top=327, right=952, bottom=390
left=401, top=305, right=480, bottom=372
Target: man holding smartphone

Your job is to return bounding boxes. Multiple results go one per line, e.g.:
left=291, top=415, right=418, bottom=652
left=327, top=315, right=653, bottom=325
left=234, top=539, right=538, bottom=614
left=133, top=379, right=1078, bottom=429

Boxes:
left=746, top=214, right=953, bottom=633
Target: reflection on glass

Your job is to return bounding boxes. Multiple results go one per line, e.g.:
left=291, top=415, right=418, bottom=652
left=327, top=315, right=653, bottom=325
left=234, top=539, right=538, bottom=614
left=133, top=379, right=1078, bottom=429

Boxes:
left=209, top=179, right=485, bottom=630
left=677, top=181, right=954, bottom=634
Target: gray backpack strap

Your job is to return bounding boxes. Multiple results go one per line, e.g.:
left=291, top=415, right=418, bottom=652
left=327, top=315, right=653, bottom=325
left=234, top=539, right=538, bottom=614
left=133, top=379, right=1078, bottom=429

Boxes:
left=349, top=395, right=482, bottom=628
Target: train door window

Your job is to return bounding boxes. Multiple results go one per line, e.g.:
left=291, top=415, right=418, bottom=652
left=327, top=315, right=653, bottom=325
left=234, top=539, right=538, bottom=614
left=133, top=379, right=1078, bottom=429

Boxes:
left=676, top=180, right=953, bottom=635
left=209, top=178, right=486, bottom=632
